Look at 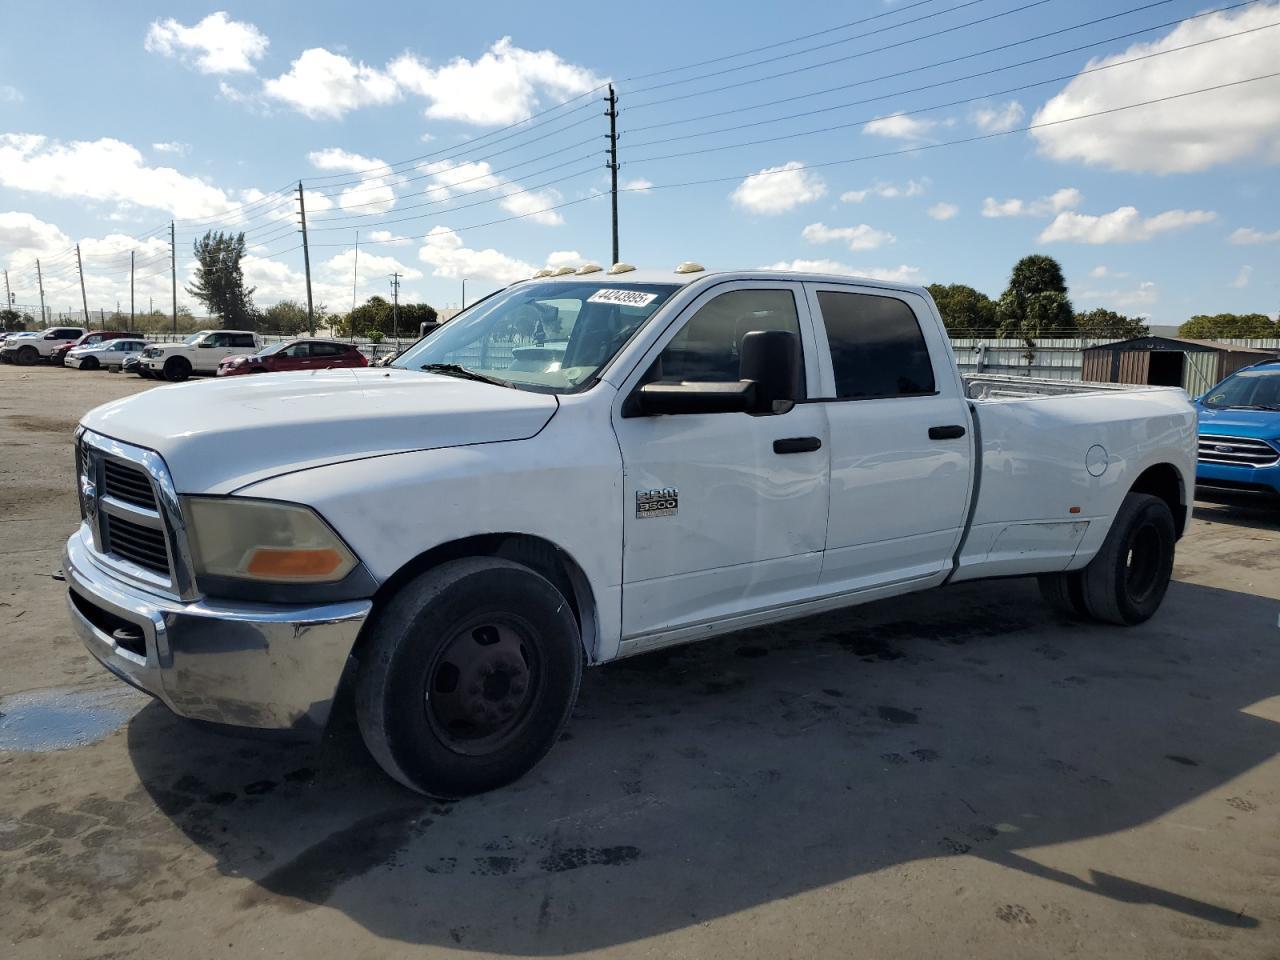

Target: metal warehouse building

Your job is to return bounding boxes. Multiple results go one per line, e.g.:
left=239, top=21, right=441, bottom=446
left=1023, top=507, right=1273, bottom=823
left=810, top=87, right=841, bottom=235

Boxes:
left=1081, top=336, right=1275, bottom=396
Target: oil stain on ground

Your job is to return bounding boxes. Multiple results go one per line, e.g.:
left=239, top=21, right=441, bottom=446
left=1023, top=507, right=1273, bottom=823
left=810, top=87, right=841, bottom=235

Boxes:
left=0, top=685, right=148, bottom=752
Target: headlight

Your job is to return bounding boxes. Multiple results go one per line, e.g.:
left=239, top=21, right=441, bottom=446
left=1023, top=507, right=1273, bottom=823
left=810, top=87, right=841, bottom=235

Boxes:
left=182, top=497, right=358, bottom=584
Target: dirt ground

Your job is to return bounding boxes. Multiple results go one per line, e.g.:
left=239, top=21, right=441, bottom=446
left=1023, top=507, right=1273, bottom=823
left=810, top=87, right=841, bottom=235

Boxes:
left=1, top=360, right=1278, bottom=960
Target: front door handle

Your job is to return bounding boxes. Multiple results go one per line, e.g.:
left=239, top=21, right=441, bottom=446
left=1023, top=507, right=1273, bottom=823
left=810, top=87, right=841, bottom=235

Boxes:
left=928, top=424, right=967, bottom=440
left=773, top=436, right=822, bottom=454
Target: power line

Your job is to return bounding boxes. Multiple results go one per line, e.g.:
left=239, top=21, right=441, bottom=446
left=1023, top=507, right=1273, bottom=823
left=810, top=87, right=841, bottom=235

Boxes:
left=625, top=18, right=1280, bottom=159
left=626, top=0, right=1262, bottom=133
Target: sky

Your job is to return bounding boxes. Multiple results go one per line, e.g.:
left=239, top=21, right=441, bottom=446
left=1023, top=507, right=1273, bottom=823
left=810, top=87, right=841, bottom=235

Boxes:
left=0, top=0, right=1277, bottom=325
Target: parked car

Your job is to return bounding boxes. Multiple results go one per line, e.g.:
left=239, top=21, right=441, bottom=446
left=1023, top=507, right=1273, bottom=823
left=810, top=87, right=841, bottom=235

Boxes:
left=1194, top=358, right=1280, bottom=499
left=137, top=329, right=262, bottom=381
left=65, top=337, right=150, bottom=371
left=217, top=338, right=367, bottom=376
left=1, top=326, right=86, bottom=365
left=54, top=330, right=128, bottom=366
left=121, top=354, right=144, bottom=376
left=65, top=265, right=1196, bottom=798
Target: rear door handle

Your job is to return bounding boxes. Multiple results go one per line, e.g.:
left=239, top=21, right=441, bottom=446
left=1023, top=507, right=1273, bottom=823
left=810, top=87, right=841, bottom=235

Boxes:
left=773, top=436, right=822, bottom=454
left=928, top=424, right=966, bottom=440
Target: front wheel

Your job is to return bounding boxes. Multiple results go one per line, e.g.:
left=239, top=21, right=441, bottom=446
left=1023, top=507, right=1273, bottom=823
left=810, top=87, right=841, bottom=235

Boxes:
left=356, top=557, right=583, bottom=798
left=1078, top=492, right=1176, bottom=626
left=15, top=346, right=38, bottom=366
left=163, top=356, right=191, bottom=382
left=79, top=356, right=99, bottom=371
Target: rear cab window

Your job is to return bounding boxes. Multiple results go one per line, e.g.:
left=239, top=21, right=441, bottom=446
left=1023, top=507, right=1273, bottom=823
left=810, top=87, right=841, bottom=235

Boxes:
left=813, top=290, right=935, bottom=400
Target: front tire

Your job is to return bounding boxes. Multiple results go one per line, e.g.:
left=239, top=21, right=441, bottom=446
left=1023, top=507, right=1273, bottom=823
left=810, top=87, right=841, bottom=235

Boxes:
left=16, top=346, right=38, bottom=366
left=80, top=356, right=99, bottom=371
left=355, top=557, right=583, bottom=798
left=1078, top=493, right=1176, bottom=626
left=163, top=356, right=191, bottom=382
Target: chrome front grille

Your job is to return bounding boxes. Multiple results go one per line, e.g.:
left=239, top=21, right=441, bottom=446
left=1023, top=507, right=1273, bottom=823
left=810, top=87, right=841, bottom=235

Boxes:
left=76, top=428, right=198, bottom=600
left=1197, top=434, right=1280, bottom=467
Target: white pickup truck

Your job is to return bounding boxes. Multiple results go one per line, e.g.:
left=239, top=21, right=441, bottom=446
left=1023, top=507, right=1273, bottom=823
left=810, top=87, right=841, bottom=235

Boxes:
left=137, top=329, right=261, bottom=381
left=65, top=266, right=1196, bottom=797
left=1, top=325, right=86, bottom=364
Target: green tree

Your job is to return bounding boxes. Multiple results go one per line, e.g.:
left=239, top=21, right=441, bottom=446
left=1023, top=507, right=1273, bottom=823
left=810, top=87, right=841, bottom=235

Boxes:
left=927, top=283, right=997, bottom=336
left=995, top=254, right=1076, bottom=337
left=260, top=299, right=310, bottom=336
left=186, top=231, right=255, bottom=326
left=1075, top=308, right=1149, bottom=340
left=334, top=296, right=438, bottom=338
left=1179, top=313, right=1278, bottom=339
left=0, top=308, right=28, bottom=331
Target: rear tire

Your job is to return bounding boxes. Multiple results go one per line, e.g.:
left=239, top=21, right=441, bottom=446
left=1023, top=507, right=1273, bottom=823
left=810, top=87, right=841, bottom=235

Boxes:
left=356, top=557, right=583, bottom=798
left=16, top=346, right=38, bottom=366
left=1078, top=493, right=1175, bottom=626
left=164, top=356, right=191, bottom=382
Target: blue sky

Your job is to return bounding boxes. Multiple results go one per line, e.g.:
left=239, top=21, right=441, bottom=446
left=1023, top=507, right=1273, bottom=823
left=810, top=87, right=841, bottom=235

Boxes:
left=0, top=0, right=1276, bottom=324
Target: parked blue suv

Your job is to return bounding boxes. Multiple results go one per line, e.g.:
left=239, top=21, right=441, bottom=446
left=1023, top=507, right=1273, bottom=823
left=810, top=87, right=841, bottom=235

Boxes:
left=1195, top=359, right=1280, bottom=499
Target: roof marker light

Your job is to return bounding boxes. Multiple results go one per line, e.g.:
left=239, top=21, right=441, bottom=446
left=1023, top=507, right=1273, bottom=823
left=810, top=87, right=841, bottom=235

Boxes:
left=531, top=268, right=553, bottom=279
left=576, top=263, right=603, bottom=275
left=608, top=262, right=636, bottom=275
left=551, top=266, right=576, bottom=276
left=674, top=261, right=705, bottom=274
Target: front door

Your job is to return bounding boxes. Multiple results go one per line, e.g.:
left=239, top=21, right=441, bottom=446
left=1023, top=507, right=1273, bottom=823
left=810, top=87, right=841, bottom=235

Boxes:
left=612, top=281, right=831, bottom=640
left=804, top=283, right=972, bottom=592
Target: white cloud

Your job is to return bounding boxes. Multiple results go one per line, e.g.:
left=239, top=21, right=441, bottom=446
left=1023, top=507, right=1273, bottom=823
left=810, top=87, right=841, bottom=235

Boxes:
left=1232, top=265, right=1253, bottom=289
left=622, top=178, right=653, bottom=192
left=545, top=250, right=582, bottom=268
left=863, top=112, right=936, bottom=140
left=1089, top=265, right=1130, bottom=279
left=1229, top=226, right=1280, bottom=245
left=731, top=161, right=826, bottom=214
left=309, top=147, right=398, bottom=214
left=840, top=179, right=927, bottom=203
left=972, top=100, right=1025, bottom=133
left=145, top=12, right=267, bottom=75
left=417, top=227, right=536, bottom=284
left=0, top=85, right=22, bottom=103
left=1031, top=4, right=1280, bottom=173
left=365, top=230, right=412, bottom=246
left=801, top=222, right=895, bottom=251
left=263, top=49, right=399, bottom=119
left=928, top=202, right=959, bottom=221
left=0, top=133, right=243, bottom=218
left=419, top=159, right=563, bottom=225
left=324, top=249, right=421, bottom=282
left=982, top=188, right=1081, bottom=218
left=390, top=38, right=604, bottom=126
left=1079, top=281, right=1158, bottom=307
left=1039, top=206, right=1217, bottom=244
left=763, top=259, right=922, bottom=283
left=151, top=141, right=189, bottom=156
left=0, top=211, right=70, bottom=262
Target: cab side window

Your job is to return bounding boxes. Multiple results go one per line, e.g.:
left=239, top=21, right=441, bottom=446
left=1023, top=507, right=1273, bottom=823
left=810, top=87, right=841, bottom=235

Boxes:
left=816, top=291, right=935, bottom=400
left=651, top=289, right=804, bottom=390
left=206, top=333, right=231, bottom=347
left=284, top=342, right=311, bottom=358
left=230, top=334, right=257, bottom=349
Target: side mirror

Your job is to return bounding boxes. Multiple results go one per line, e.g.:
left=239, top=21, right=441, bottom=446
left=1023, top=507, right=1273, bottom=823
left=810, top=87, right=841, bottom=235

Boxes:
left=198, top=341, right=215, bottom=348
left=44, top=333, right=57, bottom=340
left=739, top=329, right=800, bottom=415
left=630, top=380, right=757, bottom=417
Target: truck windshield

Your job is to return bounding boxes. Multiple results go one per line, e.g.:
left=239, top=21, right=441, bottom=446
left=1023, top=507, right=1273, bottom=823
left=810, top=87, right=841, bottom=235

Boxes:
left=391, top=281, right=680, bottom=393
left=1202, top=367, right=1280, bottom=410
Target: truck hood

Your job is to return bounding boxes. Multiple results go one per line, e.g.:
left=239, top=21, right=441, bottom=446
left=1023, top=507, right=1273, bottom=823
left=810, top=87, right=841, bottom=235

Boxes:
left=82, top=368, right=559, bottom=494
left=1196, top=404, right=1280, bottom=439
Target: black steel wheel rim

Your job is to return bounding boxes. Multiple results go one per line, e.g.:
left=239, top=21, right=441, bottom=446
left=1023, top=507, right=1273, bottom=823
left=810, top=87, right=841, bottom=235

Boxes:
left=424, top=614, right=541, bottom=756
left=1124, top=522, right=1162, bottom=603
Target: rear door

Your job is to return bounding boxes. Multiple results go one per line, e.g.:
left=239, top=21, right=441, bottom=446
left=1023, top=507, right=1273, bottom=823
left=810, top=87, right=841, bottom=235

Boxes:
left=804, top=283, right=973, bottom=592
left=612, top=281, right=831, bottom=640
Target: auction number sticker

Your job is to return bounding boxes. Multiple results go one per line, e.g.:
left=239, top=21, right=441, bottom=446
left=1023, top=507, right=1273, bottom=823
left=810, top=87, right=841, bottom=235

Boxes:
left=588, top=289, right=658, bottom=307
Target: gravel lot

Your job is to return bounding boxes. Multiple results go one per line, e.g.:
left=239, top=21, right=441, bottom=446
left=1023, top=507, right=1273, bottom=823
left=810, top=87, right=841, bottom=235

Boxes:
left=2, top=361, right=1278, bottom=959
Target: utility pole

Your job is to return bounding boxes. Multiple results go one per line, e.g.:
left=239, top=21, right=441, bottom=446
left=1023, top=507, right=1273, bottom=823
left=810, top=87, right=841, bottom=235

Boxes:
left=462, top=278, right=467, bottom=310
left=75, top=243, right=90, bottom=328
left=169, top=221, right=177, bottom=335
left=298, top=181, right=315, bottom=336
left=389, top=272, right=400, bottom=345
left=351, top=229, right=359, bottom=316
left=36, top=259, right=46, bottom=325
left=3, top=269, right=11, bottom=316
left=129, top=250, right=135, bottom=331
left=605, top=83, right=620, bottom=265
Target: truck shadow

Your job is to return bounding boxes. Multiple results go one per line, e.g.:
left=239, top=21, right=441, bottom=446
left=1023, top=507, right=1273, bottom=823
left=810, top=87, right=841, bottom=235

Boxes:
left=1193, top=491, right=1280, bottom=532
left=126, top=576, right=1278, bottom=953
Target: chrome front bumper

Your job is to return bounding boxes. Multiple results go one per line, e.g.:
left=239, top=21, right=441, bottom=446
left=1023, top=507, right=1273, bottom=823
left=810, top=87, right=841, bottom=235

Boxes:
left=64, top=527, right=372, bottom=736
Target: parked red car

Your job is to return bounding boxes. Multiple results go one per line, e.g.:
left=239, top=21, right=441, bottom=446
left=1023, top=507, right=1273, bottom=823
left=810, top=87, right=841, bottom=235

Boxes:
left=55, top=331, right=128, bottom=366
left=216, top=338, right=368, bottom=376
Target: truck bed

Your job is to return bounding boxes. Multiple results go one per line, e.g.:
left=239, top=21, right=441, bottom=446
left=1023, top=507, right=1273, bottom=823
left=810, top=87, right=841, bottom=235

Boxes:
left=962, top=373, right=1177, bottom=401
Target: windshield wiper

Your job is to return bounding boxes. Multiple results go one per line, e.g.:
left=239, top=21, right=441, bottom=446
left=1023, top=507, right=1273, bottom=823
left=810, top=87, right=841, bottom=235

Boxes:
left=419, top=362, right=512, bottom=389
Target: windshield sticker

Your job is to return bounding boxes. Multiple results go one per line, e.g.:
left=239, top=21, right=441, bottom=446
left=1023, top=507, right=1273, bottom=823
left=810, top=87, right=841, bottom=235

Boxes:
left=588, top=289, right=658, bottom=308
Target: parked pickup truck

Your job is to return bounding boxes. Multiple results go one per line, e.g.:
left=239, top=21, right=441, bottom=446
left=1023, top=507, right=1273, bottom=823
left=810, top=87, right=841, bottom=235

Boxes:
left=65, top=266, right=1196, bottom=797
left=137, top=329, right=261, bottom=381
left=1, top=325, right=86, bottom=364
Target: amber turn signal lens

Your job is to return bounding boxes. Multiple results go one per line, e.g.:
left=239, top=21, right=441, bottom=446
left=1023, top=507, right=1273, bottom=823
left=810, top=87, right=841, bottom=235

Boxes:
left=245, top=547, right=346, bottom=579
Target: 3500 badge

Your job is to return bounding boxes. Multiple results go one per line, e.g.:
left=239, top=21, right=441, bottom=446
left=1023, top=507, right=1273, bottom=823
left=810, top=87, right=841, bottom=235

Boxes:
left=636, top=487, right=678, bottom=519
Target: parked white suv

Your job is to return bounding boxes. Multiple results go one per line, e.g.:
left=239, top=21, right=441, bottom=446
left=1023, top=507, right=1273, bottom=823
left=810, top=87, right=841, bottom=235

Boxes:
left=1, top=326, right=86, bottom=365
left=138, top=329, right=261, bottom=381
left=65, top=266, right=1196, bottom=798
